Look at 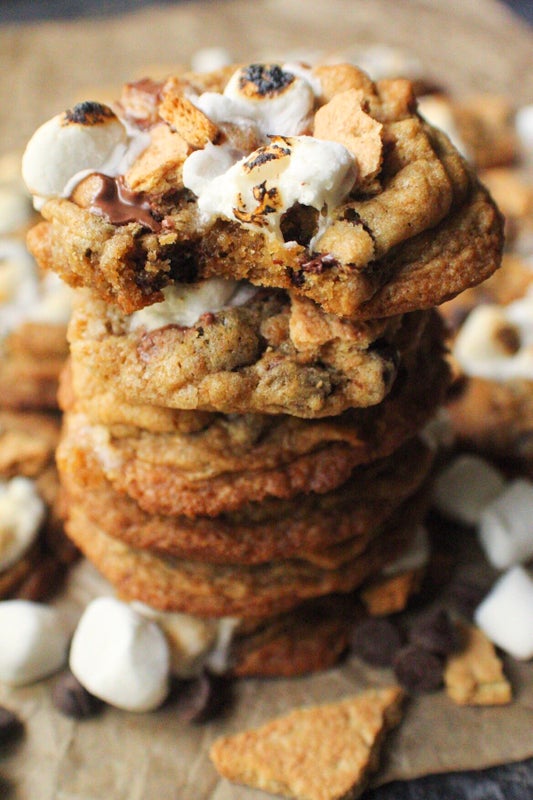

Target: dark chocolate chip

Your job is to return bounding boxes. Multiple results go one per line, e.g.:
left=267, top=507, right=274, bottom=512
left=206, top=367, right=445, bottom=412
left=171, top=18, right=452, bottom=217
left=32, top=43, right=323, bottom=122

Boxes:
left=447, top=579, right=487, bottom=620
left=174, top=671, right=232, bottom=724
left=349, top=618, right=403, bottom=668
left=409, top=608, right=460, bottom=656
left=393, top=645, right=444, bottom=694
left=52, top=672, right=103, bottom=719
left=0, top=705, right=23, bottom=745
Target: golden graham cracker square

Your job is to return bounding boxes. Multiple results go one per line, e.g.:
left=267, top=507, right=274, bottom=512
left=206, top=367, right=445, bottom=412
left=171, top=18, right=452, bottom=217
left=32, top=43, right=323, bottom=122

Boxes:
left=444, top=622, right=512, bottom=706
left=209, top=686, right=404, bottom=800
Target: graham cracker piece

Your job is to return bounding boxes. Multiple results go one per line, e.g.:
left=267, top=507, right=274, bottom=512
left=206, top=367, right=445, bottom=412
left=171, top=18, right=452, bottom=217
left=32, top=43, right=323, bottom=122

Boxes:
left=444, top=621, right=512, bottom=706
left=159, top=77, right=219, bottom=148
left=361, top=569, right=423, bottom=617
left=124, top=123, right=190, bottom=194
left=209, top=686, right=405, bottom=800
left=313, top=89, right=383, bottom=184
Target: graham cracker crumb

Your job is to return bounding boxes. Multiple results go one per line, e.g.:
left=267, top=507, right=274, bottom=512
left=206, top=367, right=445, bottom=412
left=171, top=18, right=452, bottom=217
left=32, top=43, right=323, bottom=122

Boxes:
left=209, top=686, right=405, bottom=800
left=444, top=621, right=512, bottom=706
left=159, top=77, right=219, bottom=148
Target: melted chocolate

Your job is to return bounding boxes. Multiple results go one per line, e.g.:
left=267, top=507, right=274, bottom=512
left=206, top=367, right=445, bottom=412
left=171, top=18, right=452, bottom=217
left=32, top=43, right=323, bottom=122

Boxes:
left=89, top=174, right=160, bottom=232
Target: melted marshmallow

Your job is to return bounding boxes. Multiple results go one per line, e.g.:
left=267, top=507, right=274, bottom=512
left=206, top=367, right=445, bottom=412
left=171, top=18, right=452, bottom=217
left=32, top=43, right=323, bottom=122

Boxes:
left=183, top=134, right=356, bottom=238
left=453, top=292, right=533, bottom=381
left=128, top=279, right=257, bottom=332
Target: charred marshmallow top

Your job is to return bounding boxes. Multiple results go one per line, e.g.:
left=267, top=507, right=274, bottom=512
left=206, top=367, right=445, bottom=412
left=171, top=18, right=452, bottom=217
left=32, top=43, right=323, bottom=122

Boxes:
left=453, top=291, right=533, bottom=381
left=22, top=101, right=149, bottom=210
left=183, top=64, right=357, bottom=238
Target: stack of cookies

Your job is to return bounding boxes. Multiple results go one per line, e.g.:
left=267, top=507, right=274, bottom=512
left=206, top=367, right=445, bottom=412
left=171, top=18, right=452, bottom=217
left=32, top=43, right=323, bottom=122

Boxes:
left=23, top=62, right=503, bottom=676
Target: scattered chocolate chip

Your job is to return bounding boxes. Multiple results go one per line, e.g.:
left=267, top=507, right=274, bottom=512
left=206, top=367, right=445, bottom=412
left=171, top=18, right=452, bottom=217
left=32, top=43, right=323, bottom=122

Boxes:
left=409, top=608, right=460, bottom=656
left=0, top=705, right=23, bottom=745
left=174, top=671, right=232, bottom=724
left=392, top=645, right=444, bottom=694
left=52, top=671, right=103, bottom=719
left=349, top=618, right=403, bottom=668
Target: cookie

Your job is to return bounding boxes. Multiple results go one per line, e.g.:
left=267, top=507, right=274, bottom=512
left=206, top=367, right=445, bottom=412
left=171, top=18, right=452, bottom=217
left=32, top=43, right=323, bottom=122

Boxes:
left=58, top=431, right=433, bottom=564
left=25, top=62, right=503, bottom=319
left=64, top=491, right=426, bottom=618
left=66, top=289, right=424, bottom=417
left=209, top=687, right=405, bottom=800
left=60, top=314, right=448, bottom=516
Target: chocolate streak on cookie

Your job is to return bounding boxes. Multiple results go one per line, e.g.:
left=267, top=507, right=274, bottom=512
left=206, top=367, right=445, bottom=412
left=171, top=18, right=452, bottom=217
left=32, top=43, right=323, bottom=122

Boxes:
left=89, top=174, right=161, bottom=232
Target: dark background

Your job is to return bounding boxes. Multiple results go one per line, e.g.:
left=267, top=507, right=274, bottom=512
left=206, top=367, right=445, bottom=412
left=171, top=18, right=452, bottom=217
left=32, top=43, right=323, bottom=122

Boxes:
left=0, top=0, right=531, bottom=25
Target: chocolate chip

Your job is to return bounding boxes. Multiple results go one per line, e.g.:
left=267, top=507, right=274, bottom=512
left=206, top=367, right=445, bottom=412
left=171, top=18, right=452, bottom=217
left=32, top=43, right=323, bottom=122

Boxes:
left=0, top=705, right=23, bottom=745
left=174, top=671, right=232, bottom=724
left=393, top=645, right=444, bottom=693
left=349, top=618, right=403, bottom=667
left=409, top=608, right=459, bottom=655
left=448, top=579, right=487, bottom=620
left=52, top=671, right=102, bottom=719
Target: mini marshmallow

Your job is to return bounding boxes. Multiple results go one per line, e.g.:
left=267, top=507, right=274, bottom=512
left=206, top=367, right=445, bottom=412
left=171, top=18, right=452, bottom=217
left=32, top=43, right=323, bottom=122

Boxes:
left=190, top=46, right=233, bottom=74
left=453, top=294, right=533, bottom=381
left=0, top=477, right=45, bottom=572
left=26, top=272, right=73, bottom=326
left=0, top=601, right=69, bottom=686
left=69, top=597, right=170, bottom=712
left=184, top=135, right=356, bottom=237
left=417, top=95, right=468, bottom=159
left=128, top=278, right=257, bottom=332
left=382, top=524, right=430, bottom=576
left=22, top=102, right=128, bottom=205
left=475, top=566, right=533, bottom=660
left=0, top=239, right=40, bottom=337
left=0, top=185, right=33, bottom=234
left=479, top=479, right=533, bottom=569
left=515, top=104, right=533, bottom=162
left=222, top=63, right=315, bottom=136
left=432, top=454, right=506, bottom=526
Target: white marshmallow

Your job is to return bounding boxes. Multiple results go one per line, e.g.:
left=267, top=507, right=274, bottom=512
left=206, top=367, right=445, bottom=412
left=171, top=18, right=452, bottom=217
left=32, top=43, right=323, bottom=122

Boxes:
left=22, top=104, right=128, bottom=206
left=184, top=135, right=356, bottom=238
left=479, top=479, right=533, bottom=569
left=190, top=46, right=233, bottom=74
left=432, top=454, right=506, bottom=526
left=0, top=601, right=69, bottom=686
left=128, top=278, right=257, bottom=332
left=132, top=602, right=238, bottom=678
left=515, top=104, right=533, bottom=162
left=453, top=294, right=533, bottom=381
left=222, top=64, right=315, bottom=136
left=0, top=239, right=40, bottom=337
left=382, top=524, right=430, bottom=576
left=0, top=477, right=45, bottom=572
left=0, top=185, right=33, bottom=234
left=417, top=95, right=468, bottom=159
left=69, top=597, right=170, bottom=712
left=475, top=566, right=533, bottom=660
left=27, top=272, right=73, bottom=325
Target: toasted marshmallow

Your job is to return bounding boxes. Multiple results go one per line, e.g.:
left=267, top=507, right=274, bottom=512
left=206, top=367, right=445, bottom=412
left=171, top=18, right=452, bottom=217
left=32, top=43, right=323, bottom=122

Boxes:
left=0, top=600, right=69, bottom=686
left=132, top=602, right=239, bottom=677
left=418, top=95, right=468, bottom=158
left=433, top=455, right=506, bottom=527
left=453, top=294, right=533, bottom=381
left=184, top=134, right=356, bottom=238
left=0, top=477, right=45, bottom=573
left=475, top=566, right=533, bottom=660
left=128, top=278, right=257, bottom=332
left=69, top=597, right=170, bottom=712
left=479, top=479, right=533, bottom=569
left=222, top=63, right=315, bottom=136
left=22, top=102, right=128, bottom=207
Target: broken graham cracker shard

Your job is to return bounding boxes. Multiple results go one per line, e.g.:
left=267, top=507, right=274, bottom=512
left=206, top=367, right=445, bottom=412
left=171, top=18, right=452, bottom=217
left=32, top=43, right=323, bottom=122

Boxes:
left=209, top=687, right=405, bottom=800
left=444, top=622, right=512, bottom=706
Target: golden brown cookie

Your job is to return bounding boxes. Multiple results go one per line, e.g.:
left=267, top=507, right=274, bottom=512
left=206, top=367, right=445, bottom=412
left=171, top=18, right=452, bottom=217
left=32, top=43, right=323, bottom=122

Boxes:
left=26, top=63, right=503, bottom=319
left=58, top=432, right=433, bottom=564
left=66, top=289, right=423, bottom=417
